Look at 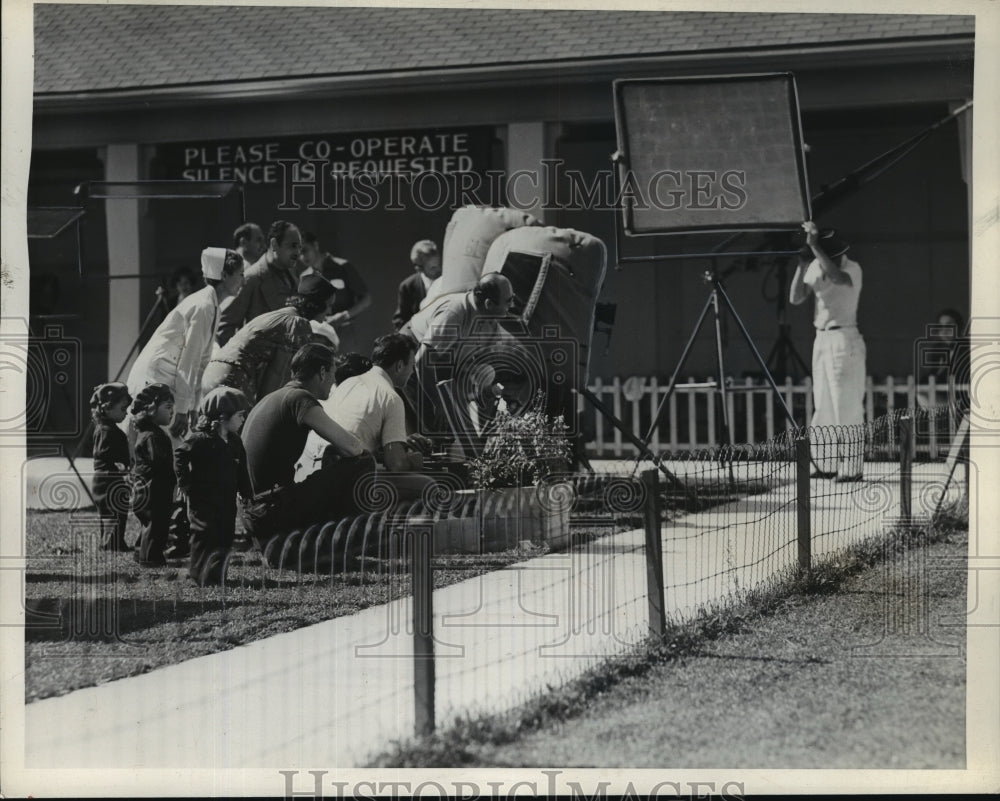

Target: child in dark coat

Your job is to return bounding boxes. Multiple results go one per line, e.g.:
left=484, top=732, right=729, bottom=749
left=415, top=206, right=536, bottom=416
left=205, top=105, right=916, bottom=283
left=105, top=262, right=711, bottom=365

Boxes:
left=129, top=383, right=177, bottom=567
left=174, top=387, right=251, bottom=586
left=90, top=383, right=133, bottom=551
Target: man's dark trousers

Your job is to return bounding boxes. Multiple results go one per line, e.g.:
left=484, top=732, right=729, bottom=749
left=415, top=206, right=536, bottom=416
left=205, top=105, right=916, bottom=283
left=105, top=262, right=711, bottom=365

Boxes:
left=243, top=453, right=375, bottom=565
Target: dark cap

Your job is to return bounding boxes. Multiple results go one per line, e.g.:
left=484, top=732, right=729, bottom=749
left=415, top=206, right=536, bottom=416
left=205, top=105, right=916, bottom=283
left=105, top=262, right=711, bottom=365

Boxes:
left=90, top=382, right=131, bottom=409
left=198, top=386, right=250, bottom=421
left=297, top=273, right=336, bottom=302
left=818, top=229, right=849, bottom=259
left=129, top=382, right=174, bottom=415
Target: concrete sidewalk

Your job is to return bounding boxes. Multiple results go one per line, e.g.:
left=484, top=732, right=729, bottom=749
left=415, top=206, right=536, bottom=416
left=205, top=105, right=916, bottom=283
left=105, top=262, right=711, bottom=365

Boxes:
left=24, top=461, right=952, bottom=767
left=22, top=456, right=96, bottom=510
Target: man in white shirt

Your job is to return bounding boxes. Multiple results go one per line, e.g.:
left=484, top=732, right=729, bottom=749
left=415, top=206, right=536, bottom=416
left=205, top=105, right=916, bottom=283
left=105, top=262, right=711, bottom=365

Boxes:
left=400, top=273, right=513, bottom=437
left=299, top=333, right=432, bottom=496
left=127, top=247, right=245, bottom=443
left=790, top=221, right=866, bottom=481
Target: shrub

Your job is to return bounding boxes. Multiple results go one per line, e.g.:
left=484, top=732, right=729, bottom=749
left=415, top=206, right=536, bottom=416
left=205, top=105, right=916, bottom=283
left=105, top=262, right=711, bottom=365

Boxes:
left=469, top=392, right=571, bottom=489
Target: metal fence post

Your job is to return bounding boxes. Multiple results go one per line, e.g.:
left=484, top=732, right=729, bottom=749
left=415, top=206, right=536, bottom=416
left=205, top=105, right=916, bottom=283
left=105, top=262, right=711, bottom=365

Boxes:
left=899, top=411, right=913, bottom=527
left=412, top=524, right=435, bottom=736
left=641, top=470, right=666, bottom=638
left=795, top=432, right=811, bottom=571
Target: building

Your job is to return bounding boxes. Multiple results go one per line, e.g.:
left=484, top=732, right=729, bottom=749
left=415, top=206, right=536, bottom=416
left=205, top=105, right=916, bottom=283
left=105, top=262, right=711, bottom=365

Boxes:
left=27, top=4, right=974, bottom=445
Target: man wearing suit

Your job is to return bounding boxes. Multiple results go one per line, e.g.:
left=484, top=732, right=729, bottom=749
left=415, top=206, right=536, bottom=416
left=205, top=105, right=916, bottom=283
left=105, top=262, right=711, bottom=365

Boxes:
left=392, top=239, right=441, bottom=330
left=216, top=220, right=303, bottom=347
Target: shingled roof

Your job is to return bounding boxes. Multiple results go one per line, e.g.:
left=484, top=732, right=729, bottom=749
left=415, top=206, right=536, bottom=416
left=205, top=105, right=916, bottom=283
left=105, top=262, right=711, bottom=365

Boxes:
left=34, top=4, right=974, bottom=95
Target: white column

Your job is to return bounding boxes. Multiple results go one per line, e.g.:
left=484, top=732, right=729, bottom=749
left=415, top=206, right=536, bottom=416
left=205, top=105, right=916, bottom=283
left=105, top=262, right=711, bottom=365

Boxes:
left=506, top=122, right=547, bottom=222
left=103, top=144, right=143, bottom=381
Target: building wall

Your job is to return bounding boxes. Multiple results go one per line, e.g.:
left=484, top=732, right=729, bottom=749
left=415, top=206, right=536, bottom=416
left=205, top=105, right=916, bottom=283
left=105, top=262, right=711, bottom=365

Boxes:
left=28, top=49, right=973, bottom=442
left=143, top=126, right=504, bottom=355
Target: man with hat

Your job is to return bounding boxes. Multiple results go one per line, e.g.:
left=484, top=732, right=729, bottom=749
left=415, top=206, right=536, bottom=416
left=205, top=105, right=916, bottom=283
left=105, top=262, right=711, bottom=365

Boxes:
left=201, top=273, right=337, bottom=405
left=126, top=247, right=245, bottom=442
left=216, top=220, right=304, bottom=347
left=174, top=386, right=253, bottom=585
left=790, top=221, right=866, bottom=481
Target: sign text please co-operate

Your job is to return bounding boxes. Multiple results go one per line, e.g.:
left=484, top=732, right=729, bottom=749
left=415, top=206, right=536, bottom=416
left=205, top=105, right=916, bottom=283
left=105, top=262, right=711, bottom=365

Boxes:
left=162, top=128, right=493, bottom=185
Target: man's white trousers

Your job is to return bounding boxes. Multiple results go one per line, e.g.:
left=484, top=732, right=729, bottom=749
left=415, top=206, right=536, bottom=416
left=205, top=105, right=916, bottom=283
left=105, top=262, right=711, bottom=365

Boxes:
left=810, top=328, right=866, bottom=476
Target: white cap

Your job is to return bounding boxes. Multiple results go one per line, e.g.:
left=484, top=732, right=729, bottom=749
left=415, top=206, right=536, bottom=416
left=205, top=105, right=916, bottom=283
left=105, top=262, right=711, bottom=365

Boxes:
left=310, top=320, right=340, bottom=350
left=200, top=247, right=228, bottom=280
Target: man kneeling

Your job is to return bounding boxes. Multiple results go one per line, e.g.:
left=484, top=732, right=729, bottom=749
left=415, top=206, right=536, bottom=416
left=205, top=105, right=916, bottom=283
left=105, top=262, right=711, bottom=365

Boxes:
left=242, top=343, right=373, bottom=563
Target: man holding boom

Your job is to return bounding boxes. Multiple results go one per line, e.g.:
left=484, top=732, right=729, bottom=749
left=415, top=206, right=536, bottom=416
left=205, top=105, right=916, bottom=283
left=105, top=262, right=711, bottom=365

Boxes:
left=790, top=220, right=866, bottom=481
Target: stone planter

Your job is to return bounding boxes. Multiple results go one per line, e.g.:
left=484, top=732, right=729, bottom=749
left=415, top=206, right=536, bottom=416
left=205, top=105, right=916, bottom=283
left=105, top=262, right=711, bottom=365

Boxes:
left=433, top=484, right=571, bottom=554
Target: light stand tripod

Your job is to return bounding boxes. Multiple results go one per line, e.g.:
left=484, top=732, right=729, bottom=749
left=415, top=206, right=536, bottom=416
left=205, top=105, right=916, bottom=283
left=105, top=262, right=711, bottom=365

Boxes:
left=612, top=95, right=974, bottom=477
left=632, top=259, right=799, bottom=478
left=765, top=258, right=810, bottom=381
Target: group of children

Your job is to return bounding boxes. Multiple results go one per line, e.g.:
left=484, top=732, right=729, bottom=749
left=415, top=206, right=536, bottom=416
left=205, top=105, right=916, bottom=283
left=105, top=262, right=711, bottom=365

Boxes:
left=89, top=379, right=251, bottom=586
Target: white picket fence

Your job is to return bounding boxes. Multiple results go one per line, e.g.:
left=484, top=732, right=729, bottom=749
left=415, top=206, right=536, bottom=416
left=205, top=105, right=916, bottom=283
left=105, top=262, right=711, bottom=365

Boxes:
left=583, top=375, right=964, bottom=458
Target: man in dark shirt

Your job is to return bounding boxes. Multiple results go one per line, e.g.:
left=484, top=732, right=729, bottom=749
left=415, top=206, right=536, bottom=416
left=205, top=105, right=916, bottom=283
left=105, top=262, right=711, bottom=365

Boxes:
left=301, top=231, right=370, bottom=328
left=241, top=343, right=373, bottom=559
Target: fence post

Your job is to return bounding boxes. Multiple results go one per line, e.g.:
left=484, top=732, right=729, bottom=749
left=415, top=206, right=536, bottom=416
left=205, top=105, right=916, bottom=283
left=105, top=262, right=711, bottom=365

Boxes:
left=795, top=432, right=811, bottom=572
left=412, top=524, right=435, bottom=736
left=641, top=470, right=666, bottom=638
left=899, top=411, right=914, bottom=527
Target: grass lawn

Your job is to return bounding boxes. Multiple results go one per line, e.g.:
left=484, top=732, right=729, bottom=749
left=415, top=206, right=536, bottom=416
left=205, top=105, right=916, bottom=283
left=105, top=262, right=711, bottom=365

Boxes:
left=23, top=471, right=777, bottom=703
left=372, top=516, right=968, bottom=769
left=23, top=510, right=551, bottom=703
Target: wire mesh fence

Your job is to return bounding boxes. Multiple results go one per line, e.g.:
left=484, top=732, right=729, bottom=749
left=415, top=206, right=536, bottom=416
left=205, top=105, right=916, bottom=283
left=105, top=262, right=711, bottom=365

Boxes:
left=648, top=434, right=800, bottom=623
left=25, top=407, right=969, bottom=765
left=428, top=467, right=655, bottom=731
left=394, top=408, right=964, bottom=743
left=209, top=407, right=967, bottom=753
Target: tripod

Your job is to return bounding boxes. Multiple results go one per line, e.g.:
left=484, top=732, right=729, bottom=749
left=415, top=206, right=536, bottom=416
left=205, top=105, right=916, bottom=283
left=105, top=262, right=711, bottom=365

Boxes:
left=765, top=259, right=810, bottom=381
left=633, top=261, right=798, bottom=474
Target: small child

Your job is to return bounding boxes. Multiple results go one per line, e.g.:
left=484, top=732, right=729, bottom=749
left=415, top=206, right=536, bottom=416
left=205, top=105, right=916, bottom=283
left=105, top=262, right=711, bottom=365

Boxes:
left=174, top=387, right=251, bottom=586
left=90, top=382, right=133, bottom=551
left=129, top=383, right=177, bottom=567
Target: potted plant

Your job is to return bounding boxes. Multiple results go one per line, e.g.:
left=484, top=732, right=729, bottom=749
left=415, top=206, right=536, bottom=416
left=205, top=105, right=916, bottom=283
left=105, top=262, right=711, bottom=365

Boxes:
left=469, top=392, right=572, bottom=490
left=432, top=393, right=573, bottom=553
